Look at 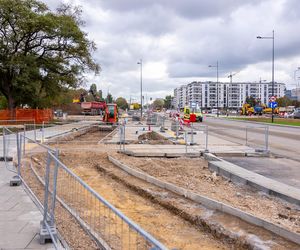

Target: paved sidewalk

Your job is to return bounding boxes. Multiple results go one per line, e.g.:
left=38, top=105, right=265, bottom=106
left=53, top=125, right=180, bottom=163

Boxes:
left=0, top=162, right=53, bottom=249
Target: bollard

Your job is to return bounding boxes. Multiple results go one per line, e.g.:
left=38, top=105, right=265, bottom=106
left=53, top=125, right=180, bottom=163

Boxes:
left=42, top=121, right=45, bottom=143
left=245, top=127, right=248, bottom=146
left=185, top=131, right=188, bottom=155
left=205, top=125, right=209, bottom=152
left=265, top=126, right=269, bottom=152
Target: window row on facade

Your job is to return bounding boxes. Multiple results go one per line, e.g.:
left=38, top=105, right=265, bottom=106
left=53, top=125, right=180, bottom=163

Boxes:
left=173, top=81, right=285, bottom=109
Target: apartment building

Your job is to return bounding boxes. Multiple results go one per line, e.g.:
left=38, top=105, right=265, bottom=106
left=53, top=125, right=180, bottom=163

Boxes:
left=173, top=81, right=285, bottom=109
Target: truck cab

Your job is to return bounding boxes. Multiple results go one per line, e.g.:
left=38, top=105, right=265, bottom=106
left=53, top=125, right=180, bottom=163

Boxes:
left=184, top=106, right=203, bottom=122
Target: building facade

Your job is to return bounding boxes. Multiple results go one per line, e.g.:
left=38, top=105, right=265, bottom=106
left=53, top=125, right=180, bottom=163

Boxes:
left=174, top=81, right=285, bottom=109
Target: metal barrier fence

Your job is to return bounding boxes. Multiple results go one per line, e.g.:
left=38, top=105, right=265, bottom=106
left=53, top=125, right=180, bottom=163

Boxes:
left=11, top=123, right=167, bottom=250
left=117, top=117, right=269, bottom=155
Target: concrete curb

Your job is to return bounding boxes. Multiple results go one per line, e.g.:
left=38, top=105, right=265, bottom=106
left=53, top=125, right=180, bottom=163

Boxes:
left=208, top=158, right=300, bottom=206
left=118, top=150, right=201, bottom=158
left=108, top=155, right=300, bottom=246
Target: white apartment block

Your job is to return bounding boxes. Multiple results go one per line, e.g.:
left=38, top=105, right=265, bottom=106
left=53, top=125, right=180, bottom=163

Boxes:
left=174, top=81, right=285, bottom=109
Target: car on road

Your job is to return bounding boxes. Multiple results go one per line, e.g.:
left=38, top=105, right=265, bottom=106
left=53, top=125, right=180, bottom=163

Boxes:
left=293, top=108, right=300, bottom=119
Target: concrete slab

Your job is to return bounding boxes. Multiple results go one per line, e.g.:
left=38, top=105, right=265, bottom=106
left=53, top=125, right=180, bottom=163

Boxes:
left=0, top=162, right=54, bottom=249
left=208, top=159, right=300, bottom=205
left=222, top=157, right=300, bottom=189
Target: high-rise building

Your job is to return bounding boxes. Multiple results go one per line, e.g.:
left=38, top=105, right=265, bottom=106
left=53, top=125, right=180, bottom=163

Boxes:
left=173, top=81, right=285, bottom=109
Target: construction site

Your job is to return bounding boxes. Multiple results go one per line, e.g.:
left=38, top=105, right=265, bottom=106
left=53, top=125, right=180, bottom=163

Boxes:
left=1, top=111, right=299, bottom=250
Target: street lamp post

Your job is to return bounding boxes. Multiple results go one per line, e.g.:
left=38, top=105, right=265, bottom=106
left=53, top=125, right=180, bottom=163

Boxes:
left=294, top=67, right=300, bottom=102
left=209, top=61, right=219, bottom=117
left=257, top=30, right=275, bottom=123
left=137, top=59, right=143, bottom=118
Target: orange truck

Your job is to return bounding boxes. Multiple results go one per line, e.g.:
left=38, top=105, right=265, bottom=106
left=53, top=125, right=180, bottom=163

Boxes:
left=81, top=101, right=107, bottom=115
left=103, top=103, right=118, bottom=123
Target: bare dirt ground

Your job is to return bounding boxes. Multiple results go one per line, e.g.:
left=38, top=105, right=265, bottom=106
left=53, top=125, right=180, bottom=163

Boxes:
left=48, top=130, right=229, bottom=249
left=111, top=154, right=300, bottom=235
left=22, top=128, right=300, bottom=249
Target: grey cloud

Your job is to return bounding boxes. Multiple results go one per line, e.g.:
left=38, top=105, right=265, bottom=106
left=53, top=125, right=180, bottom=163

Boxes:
left=40, top=0, right=300, bottom=98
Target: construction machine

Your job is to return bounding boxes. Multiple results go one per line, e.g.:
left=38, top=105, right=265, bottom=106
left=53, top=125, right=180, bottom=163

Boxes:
left=103, top=103, right=118, bottom=123
left=183, top=106, right=203, bottom=122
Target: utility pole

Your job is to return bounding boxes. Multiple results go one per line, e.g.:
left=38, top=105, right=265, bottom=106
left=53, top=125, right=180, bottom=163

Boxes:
left=137, top=59, right=143, bottom=118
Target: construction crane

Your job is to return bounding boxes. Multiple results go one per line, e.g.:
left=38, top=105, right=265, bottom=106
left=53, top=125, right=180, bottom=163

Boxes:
left=227, top=72, right=239, bottom=84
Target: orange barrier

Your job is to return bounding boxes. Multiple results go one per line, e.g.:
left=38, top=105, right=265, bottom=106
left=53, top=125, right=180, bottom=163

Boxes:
left=0, top=108, right=53, bottom=124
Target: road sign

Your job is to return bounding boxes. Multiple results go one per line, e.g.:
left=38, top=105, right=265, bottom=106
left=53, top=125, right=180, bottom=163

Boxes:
left=191, top=102, right=196, bottom=108
left=269, top=96, right=276, bottom=102
left=269, top=102, right=278, bottom=108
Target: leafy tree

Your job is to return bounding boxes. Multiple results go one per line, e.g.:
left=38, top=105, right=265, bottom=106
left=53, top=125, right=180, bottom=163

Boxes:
left=106, top=93, right=113, bottom=103
left=164, top=95, right=172, bottom=109
left=245, top=96, right=257, bottom=107
left=98, top=89, right=104, bottom=101
left=116, top=97, right=128, bottom=110
left=0, top=0, right=99, bottom=115
left=277, top=96, right=292, bottom=107
left=153, top=98, right=164, bottom=109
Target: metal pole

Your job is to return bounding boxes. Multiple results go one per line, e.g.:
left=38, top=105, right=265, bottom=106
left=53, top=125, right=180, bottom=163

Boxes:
left=191, top=123, right=194, bottom=145
left=43, top=153, right=51, bottom=223
left=34, top=121, right=37, bottom=141
left=185, top=131, right=187, bottom=155
left=123, top=124, right=126, bottom=151
left=217, top=61, right=219, bottom=117
left=205, top=125, right=208, bottom=152
left=50, top=149, right=59, bottom=226
left=245, top=127, right=248, bottom=146
left=3, top=128, right=6, bottom=159
left=16, top=133, right=21, bottom=177
left=265, top=126, right=269, bottom=152
left=176, top=119, right=179, bottom=139
left=271, top=30, right=275, bottom=123
left=42, top=121, right=45, bottom=143
left=138, top=59, right=143, bottom=119
left=23, top=126, right=26, bottom=155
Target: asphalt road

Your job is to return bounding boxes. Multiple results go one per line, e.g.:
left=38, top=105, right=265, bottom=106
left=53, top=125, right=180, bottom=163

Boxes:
left=194, top=117, right=300, bottom=188
left=200, top=117, right=300, bottom=161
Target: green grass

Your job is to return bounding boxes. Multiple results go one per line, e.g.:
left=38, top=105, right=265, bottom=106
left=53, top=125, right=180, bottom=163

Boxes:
left=229, top=117, right=300, bottom=126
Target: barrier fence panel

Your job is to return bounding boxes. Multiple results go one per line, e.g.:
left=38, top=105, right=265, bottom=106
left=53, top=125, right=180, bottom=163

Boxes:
left=2, top=127, right=19, bottom=175
left=245, top=126, right=269, bottom=152
left=47, top=151, right=167, bottom=250
left=14, top=127, right=167, bottom=250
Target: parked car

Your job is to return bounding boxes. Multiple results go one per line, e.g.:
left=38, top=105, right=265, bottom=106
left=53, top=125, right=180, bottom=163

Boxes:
left=293, top=108, right=300, bottom=119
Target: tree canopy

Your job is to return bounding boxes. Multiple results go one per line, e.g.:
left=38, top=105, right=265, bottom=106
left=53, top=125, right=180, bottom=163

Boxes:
left=0, top=0, right=99, bottom=111
left=115, top=97, right=128, bottom=110
left=152, top=98, right=164, bottom=109
left=164, top=95, right=172, bottom=109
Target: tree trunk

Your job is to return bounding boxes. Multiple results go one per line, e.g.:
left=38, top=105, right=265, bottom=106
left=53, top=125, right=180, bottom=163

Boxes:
left=7, top=93, right=16, bottom=120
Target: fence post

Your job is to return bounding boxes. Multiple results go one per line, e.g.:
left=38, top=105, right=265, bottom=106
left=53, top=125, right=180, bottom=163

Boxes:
left=176, top=119, right=179, bottom=139
left=50, top=149, right=59, bottom=226
left=23, top=126, right=26, bottom=155
left=3, top=127, right=6, bottom=160
left=205, top=125, right=209, bottom=152
left=123, top=124, right=126, bottom=151
left=245, top=127, right=248, bottom=146
left=43, top=153, right=51, bottom=224
left=34, top=121, right=37, bottom=142
left=265, top=126, right=269, bottom=152
left=9, top=132, right=22, bottom=186
left=42, top=121, right=45, bottom=143
left=17, top=133, right=21, bottom=177
left=191, top=123, right=194, bottom=145
left=40, top=151, right=58, bottom=244
left=119, top=125, right=122, bottom=151
left=185, top=131, right=188, bottom=155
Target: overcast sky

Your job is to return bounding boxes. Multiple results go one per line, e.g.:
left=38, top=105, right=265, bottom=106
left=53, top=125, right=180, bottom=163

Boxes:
left=44, top=0, right=300, bottom=101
